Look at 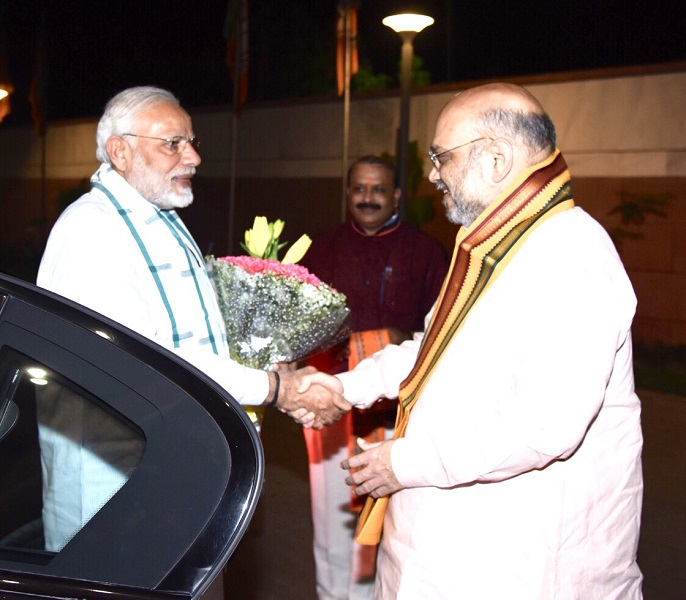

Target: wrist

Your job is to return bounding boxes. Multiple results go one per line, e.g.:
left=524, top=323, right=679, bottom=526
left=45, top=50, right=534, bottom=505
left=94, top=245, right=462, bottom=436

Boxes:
left=264, top=371, right=280, bottom=408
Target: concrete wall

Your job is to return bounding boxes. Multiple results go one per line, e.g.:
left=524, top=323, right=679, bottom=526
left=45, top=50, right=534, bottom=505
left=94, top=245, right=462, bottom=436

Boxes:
left=1, top=66, right=685, bottom=344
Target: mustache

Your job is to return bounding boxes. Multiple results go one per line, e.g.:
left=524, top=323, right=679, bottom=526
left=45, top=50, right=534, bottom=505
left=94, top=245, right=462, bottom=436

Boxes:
left=434, top=180, right=448, bottom=193
left=172, top=167, right=197, bottom=177
left=355, top=202, right=382, bottom=211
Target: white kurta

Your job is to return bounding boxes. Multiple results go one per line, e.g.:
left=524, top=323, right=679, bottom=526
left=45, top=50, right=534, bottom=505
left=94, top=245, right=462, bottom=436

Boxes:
left=38, top=165, right=268, bottom=404
left=338, top=207, right=643, bottom=599
left=36, top=165, right=268, bottom=550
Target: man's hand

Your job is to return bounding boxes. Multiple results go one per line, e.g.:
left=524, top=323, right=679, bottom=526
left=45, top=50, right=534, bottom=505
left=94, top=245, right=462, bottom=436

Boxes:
left=341, top=438, right=403, bottom=498
left=276, top=366, right=351, bottom=429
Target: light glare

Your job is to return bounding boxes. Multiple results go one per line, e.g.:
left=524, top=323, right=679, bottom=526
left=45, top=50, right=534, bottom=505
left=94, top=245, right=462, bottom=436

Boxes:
left=382, top=14, right=434, bottom=34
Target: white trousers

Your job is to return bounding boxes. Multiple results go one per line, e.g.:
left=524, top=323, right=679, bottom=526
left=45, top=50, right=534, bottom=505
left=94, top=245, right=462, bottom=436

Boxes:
left=304, top=415, right=378, bottom=600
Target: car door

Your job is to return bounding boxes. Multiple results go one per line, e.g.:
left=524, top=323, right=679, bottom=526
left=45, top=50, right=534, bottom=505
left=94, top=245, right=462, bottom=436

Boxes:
left=0, top=273, right=264, bottom=599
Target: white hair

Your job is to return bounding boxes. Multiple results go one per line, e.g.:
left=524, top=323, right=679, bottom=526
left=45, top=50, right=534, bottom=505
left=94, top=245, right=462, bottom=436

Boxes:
left=95, top=86, right=179, bottom=164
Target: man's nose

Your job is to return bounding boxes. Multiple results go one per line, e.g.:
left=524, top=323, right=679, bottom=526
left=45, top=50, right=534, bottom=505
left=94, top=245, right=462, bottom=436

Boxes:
left=181, top=142, right=201, bottom=167
left=428, top=164, right=439, bottom=183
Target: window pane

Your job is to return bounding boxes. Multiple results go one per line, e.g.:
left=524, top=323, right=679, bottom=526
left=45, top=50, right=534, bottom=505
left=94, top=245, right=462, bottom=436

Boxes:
left=0, top=348, right=145, bottom=557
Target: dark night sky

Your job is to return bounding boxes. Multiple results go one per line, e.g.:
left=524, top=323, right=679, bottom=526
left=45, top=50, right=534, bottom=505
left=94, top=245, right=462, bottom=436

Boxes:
left=1, top=0, right=685, bottom=127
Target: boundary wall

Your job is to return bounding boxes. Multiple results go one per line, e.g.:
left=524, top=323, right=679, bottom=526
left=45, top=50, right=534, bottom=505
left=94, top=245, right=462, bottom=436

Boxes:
left=1, top=65, right=685, bottom=343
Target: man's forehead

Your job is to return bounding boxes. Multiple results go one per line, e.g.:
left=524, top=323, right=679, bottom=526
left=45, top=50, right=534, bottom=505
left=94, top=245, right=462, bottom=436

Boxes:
left=350, top=163, right=392, bottom=182
left=135, top=102, right=192, bottom=132
left=432, top=108, right=473, bottom=148
left=434, top=84, right=544, bottom=141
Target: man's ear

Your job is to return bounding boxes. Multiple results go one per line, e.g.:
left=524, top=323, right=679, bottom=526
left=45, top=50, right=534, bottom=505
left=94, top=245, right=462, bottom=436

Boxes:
left=489, top=138, right=513, bottom=184
left=393, top=186, right=401, bottom=210
left=106, top=136, right=130, bottom=172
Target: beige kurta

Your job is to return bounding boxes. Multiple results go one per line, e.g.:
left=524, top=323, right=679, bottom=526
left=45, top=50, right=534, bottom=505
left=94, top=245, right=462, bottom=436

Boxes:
left=339, top=207, right=643, bottom=599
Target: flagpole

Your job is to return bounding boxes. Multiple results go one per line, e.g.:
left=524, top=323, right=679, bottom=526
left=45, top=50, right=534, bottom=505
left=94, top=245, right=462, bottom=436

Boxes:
left=228, top=105, right=238, bottom=254
left=31, top=11, right=48, bottom=238
left=40, top=129, right=46, bottom=231
left=226, top=0, right=245, bottom=255
left=340, top=0, right=352, bottom=223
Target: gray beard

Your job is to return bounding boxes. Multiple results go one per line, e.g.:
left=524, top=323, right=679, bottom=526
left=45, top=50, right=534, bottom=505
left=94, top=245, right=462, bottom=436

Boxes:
left=129, top=154, right=194, bottom=210
left=442, top=193, right=485, bottom=228
left=150, top=191, right=193, bottom=210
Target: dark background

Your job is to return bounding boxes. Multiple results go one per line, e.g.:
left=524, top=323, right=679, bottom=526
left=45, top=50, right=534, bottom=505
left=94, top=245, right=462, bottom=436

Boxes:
left=1, top=0, right=685, bottom=125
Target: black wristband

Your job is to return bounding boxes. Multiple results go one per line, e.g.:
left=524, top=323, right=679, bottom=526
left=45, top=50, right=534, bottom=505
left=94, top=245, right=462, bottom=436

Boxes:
left=267, top=371, right=280, bottom=407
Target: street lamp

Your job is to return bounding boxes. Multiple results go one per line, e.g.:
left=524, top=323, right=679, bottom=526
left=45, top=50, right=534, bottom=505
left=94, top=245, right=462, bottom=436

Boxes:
left=0, top=79, right=13, bottom=123
left=383, top=12, right=434, bottom=220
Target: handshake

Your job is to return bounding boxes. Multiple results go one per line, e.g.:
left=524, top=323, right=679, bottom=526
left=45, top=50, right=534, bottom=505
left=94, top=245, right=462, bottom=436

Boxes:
left=268, top=366, right=351, bottom=429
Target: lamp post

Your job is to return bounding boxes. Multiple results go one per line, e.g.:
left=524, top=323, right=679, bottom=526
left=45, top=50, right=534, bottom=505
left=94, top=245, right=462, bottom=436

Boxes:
left=382, top=12, right=433, bottom=220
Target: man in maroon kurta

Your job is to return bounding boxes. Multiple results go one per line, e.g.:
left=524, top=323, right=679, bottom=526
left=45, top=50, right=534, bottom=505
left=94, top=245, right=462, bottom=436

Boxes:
left=302, top=155, right=448, bottom=600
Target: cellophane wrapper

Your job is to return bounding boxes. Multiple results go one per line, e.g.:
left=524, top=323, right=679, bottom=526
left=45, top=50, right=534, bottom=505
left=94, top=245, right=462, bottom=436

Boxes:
left=206, top=255, right=350, bottom=428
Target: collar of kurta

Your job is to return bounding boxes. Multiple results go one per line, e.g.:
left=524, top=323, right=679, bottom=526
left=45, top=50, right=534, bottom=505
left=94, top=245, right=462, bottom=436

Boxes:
left=355, top=149, right=575, bottom=546
left=350, top=213, right=401, bottom=237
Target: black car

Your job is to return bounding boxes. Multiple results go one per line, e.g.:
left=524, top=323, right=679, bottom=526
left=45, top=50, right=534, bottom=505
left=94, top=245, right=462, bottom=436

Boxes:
left=0, top=273, right=264, bottom=599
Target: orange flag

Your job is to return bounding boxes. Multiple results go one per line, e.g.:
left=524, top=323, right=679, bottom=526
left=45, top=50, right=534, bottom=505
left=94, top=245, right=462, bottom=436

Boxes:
left=224, top=0, right=249, bottom=112
left=336, top=1, right=359, bottom=96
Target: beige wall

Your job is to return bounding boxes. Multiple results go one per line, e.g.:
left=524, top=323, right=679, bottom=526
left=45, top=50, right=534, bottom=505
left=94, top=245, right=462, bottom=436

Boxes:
left=1, top=66, right=685, bottom=344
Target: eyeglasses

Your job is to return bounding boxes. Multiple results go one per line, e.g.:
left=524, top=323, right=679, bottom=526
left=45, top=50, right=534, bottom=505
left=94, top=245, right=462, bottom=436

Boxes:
left=121, top=133, right=200, bottom=154
left=428, top=136, right=489, bottom=169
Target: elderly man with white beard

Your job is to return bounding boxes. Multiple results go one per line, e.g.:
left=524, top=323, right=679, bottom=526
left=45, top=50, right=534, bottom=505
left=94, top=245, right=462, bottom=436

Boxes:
left=36, top=86, right=349, bottom=558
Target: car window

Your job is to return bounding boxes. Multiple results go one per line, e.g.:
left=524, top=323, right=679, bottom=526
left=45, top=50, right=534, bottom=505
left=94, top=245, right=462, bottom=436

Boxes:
left=0, top=347, right=145, bottom=559
left=0, top=277, right=263, bottom=598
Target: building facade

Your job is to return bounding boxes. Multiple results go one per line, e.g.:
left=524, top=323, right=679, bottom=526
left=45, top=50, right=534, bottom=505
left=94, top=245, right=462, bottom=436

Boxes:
left=1, top=65, right=685, bottom=344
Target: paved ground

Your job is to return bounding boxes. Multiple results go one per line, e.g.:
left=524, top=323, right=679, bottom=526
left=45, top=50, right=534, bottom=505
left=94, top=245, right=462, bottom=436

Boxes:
left=224, top=410, right=316, bottom=600
left=224, top=389, right=686, bottom=599
left=636, top=391, right=686, bottom=599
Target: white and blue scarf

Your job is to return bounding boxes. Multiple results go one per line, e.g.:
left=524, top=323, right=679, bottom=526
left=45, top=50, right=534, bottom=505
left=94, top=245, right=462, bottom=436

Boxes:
left=90, top=163, right=227, bottom=357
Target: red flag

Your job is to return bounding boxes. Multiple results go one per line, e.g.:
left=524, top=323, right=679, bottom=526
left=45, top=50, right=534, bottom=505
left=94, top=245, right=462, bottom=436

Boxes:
left=336, top=2, right=359, bottom=96
left=224, top=0, right=248, bottom=112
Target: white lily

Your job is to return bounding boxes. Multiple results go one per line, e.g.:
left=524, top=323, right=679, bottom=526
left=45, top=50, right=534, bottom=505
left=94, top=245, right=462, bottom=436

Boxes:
left=244, top=216, right=271, bottom=258
left=241, top=216, right=309, bottom=262
left=271, top=219, right=285, bottom=240
left=282, top=234, right=312, bottom=264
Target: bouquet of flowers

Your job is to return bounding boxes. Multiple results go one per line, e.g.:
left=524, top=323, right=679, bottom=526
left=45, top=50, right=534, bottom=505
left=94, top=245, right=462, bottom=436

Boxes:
left=207, top=216, right=350, bottom=430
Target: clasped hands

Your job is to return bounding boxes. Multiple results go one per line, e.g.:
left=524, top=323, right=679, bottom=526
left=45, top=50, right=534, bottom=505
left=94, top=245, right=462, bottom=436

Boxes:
left=273, top=366, right=351, bottom=429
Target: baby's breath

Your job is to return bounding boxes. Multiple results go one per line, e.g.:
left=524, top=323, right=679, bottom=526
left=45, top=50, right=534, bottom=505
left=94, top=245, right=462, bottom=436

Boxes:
left=207, top=255, right=350, bottom=369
